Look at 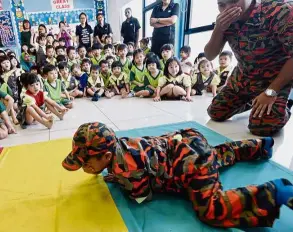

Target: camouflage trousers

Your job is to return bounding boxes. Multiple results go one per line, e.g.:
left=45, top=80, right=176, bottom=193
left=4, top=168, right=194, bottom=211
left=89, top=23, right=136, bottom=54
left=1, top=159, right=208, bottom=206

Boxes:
left=207, top=70, right=292, bottom=136
left=187, top=138, right=280, bottom=228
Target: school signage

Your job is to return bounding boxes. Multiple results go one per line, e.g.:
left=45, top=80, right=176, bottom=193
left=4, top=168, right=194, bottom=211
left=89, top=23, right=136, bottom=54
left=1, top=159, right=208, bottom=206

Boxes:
left=51, top=0, right=74, bottom=11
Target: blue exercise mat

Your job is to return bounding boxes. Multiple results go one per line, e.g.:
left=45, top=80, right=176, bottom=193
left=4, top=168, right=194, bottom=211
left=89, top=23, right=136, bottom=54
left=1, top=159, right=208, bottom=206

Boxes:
left=106, top=121, right=293, bottom=232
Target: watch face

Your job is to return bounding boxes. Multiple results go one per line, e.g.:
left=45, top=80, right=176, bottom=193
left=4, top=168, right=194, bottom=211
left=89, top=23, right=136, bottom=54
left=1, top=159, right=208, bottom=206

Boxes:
left=267, top=89, right=272, bottom=95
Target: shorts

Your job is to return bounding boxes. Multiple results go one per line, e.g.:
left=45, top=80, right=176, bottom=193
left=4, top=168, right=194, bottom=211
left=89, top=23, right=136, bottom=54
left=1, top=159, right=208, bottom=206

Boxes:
left=133, top=86, right=155, bottom=96
left=58, top=98, right=71, bottom=106
left=17, top=104, right=46, bottom=129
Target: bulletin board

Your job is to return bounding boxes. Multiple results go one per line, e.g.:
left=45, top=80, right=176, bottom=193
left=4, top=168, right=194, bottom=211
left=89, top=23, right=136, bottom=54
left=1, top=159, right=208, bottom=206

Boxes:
left=27, top=8, right=95, bottom=35
left=0, top=11, right=17, bottom=47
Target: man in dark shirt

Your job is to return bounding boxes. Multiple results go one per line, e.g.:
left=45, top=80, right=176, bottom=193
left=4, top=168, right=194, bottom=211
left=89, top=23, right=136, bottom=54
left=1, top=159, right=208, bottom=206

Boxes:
left=94, top=13, right=113, bottom=44
left=150, top=0, right=179, bottom=56
left=121, top=8, right=141, bottom=47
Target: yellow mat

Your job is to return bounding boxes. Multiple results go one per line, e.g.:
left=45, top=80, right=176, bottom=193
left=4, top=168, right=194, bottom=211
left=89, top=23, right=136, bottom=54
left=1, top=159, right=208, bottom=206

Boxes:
left=0, top=139, right=127, bottom=232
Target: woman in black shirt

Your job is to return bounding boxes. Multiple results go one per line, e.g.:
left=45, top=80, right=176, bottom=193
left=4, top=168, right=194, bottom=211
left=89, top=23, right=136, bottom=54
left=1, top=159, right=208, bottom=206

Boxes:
left=150, top=0, right=179, bottom=56
left=76, top=13, right=93, bottom=49
left=20, top=20, right=32, bottom=47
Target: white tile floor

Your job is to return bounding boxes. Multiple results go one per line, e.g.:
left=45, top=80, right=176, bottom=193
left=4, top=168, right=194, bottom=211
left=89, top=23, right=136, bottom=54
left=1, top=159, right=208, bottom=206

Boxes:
left=1, top=94, right=293, bottom=170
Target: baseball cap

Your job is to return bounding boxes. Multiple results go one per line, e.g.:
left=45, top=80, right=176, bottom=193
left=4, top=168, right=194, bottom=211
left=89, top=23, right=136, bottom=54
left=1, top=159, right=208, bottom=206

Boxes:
left=62, top=122, right=117, bottom=171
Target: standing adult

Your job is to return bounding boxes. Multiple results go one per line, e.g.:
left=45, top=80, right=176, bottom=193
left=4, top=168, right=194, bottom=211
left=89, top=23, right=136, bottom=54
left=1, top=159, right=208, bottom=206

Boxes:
left=150, top=0, right=179, bottom=56
left=94, top=13, right=113, bottom=44
left=76, top=12, right=93, bottom=49
left=20, top=20, right=31, bottom=47
left=121, top=8, right=141, bottom=47
left=57, top=21, right=72, bottom=48
left=205, top=0, right=293, bottom=136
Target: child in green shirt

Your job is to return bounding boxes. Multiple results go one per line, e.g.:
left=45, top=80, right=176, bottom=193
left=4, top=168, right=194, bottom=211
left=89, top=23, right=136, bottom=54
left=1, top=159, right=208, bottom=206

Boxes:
left=43, top=64, right=73, bottom=109
left=160, top=44, right=174, bottom=71
left=128, top=49, right=148, bottom=97
left=105, top=61, right=129, bottom=99
left=144, top=55, right=164, bottom=98
left=99, top=60, right=112, bottom=90
left=117, top=44, right=132, bottom=76
left=91, top=43, right=104, bottom=65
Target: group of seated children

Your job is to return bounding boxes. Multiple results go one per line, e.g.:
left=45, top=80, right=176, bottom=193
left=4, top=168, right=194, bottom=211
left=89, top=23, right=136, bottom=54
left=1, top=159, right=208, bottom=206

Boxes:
left=0, top=37, right=234, bottom=140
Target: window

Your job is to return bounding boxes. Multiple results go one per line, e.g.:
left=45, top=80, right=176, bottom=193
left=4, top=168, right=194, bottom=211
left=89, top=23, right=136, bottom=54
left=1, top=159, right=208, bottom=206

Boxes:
left=187, top=31, right=236, bottom=68
left=145, top=10, right=153, bottom=38
left=145, top=0, right=157, bottom=7
left=189, top=0, right=219, bottom=28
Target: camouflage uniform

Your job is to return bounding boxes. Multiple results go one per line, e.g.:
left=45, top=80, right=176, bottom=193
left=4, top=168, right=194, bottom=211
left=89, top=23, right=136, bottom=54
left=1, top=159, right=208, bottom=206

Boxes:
left=62, top=122, right=293, bottom=228
left=208, top=0, right=293, bottom=136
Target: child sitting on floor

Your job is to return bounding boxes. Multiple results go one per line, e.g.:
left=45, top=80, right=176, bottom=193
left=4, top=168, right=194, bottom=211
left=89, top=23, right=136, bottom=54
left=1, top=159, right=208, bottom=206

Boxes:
left=144, top=55, right=163, bottom=98
left=43, top=64, right=73, bottom=109
left=62, top=122, right=293, bottom=229
left=87, top=65, right=105, bottom=101
left=99, top=60, right=111, bottom=90
left=104, top=44, right=115, bottom=57
left=81, top=58, right=91, bottom=75
left=140, top=38, right=150, bottom=55
left=127, top=42, right=135, bottom=53
left=55, top=46, right=66, bottom=57
left=91, top=43, right=104, bottom=65
left=129, top=49, right=147, bottom=97
left=67, top=46, right=79, bottom=69
left=78, top=45, right=87, bottom=61
left=117, top=44, right=132, bottom=76
left=45, top=45, right=57, bottom=66
left=191, top=59, right=220, bottom=97
left=126, top=52, right=134, bottom=63
left=0, top=91, right=16, bottom=138
left=215, top=51, right=234, bottom=90
left=193, top=52, right=206, bottom=74
left=180, top=45, right=193, bottom=76
left=18, top=73, right=67, bottom=129
left=105, top=61, right=129, bottom=99
left=160, top=44, right=174, bottom=71
left=71, top=64, right=89, bottom=97
left=106, top=55, right=116, bottom=68
left=154, top=57, right=192, bottom=102
left=58, top=62, right=83, bottom=98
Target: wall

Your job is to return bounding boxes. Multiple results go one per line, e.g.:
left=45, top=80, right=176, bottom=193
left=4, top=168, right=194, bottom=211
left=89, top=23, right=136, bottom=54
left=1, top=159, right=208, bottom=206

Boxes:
left=2, top=0, right=94, bottom=12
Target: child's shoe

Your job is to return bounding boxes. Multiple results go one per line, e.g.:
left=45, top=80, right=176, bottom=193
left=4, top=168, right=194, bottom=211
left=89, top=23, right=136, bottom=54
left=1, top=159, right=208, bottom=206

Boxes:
left=261, top=137, right=274, bottom=159
left=272, top=178, right=293, bottom=210
left=127, top=91, right=135, bottom=98
left=91, top=93, right=100, bottom=102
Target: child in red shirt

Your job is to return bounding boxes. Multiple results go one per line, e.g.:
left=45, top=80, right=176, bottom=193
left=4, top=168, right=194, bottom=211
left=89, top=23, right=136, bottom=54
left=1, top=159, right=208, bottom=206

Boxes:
left=18, top=73, right=67, bottom=129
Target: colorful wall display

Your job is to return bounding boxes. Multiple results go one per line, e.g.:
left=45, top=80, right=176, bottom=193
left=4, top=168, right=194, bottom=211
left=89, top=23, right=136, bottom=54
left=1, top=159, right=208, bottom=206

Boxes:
left=28, top=8, right=95, bottom=26
left=0, top=11, right=17, bottom=47
left=10, top=0, right=26, bottom=43
left=94, top=0, right=107, bottom=21
left=51, top=0, right=74, bottom=11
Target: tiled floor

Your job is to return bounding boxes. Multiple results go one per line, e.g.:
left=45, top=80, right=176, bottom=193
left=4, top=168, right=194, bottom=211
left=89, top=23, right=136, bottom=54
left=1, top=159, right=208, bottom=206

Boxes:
left=2, top=94, right=293, bottom=170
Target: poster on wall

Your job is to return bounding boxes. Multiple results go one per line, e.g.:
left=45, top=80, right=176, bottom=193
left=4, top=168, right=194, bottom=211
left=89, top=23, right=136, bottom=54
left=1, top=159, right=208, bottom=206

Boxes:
left=94, top=0, right=107, bottom=21
left=0, top=11, right=17, bottom=47
left=11, top=0, right=26, bottom=45
left=0, top=0, right=3, bottom=10
left=51, top=0, right=74, bottom=11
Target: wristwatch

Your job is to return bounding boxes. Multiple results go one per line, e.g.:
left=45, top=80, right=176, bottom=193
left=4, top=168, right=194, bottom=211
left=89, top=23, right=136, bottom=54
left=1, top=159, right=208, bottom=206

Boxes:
left=265, top=89, right=278, bottom=97
left=156, top=18, right=160, bottom=24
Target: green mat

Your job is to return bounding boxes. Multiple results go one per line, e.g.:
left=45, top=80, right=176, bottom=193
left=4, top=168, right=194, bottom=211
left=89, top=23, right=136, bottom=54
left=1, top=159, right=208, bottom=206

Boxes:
left=106, top=121, right=293, bottom=232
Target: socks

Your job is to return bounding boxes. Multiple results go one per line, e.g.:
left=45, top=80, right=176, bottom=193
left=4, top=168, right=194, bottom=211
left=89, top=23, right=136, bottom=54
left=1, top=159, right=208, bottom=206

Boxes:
left=272, top=178, right=293, bottom=209
left=261, top=137, right=274, bottom=159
